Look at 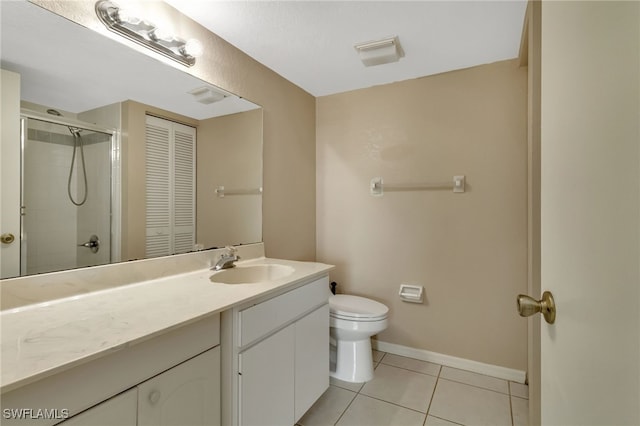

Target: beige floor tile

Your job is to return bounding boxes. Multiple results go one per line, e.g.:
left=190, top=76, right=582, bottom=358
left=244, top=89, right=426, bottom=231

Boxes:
left=380, top=354, right=441, bottom=377
left=298, top=386, right=357, bottom=426
left=336, top=394, right=425, bottom=426
left=330, top=376, right=365, bottom=393
left=429, top=379, right=512, bottom=426
left=361, top=364, right=437, bottom=413
left=440, top=366, right=509, bottom=394
left=511, top=396, right=529, bottom=426
left=424, top=415, right=462, bottom=425
left=510, top=381, right=529, bottom=399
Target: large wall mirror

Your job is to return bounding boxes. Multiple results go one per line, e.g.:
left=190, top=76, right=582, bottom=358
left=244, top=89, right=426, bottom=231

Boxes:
left=0, top=1, right=263, bottom=279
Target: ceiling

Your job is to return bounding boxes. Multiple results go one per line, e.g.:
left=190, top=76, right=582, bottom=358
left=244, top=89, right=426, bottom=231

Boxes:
left=1, top=1, right=528, bottom=117
left=165, top=0, right=529, bottom=97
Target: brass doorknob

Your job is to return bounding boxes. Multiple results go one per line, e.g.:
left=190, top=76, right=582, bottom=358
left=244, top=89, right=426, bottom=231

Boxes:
left=1, top=233, right=15, bottom=244
left=517, top=291, right=556, bottom=324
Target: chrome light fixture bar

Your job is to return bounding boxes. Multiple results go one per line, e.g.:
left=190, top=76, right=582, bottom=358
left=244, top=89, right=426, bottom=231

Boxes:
left=95, top=0, right=199, bottom=67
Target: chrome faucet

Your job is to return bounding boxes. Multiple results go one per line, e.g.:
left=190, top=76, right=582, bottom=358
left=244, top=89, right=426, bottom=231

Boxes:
left=212, top=246, right=240, bottom=271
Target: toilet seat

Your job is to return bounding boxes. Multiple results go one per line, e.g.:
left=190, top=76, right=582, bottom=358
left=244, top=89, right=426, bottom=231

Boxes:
left=331, top=312, right=387, bottom=322
left=329, top=295, right=388, bottom=321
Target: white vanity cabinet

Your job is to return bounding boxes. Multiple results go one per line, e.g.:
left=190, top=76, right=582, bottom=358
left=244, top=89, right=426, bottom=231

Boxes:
left=1, top=255, right=334, bottom=426
left=222, top=275, right=331, bottom=426
left=2, top=315, right=221, bottom=426
left=59, top=348, right=220, bottom=426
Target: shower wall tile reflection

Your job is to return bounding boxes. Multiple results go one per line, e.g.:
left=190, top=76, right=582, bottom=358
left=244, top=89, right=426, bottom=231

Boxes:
left=23, top=120, right=112, bottom=275
left=24, top=136, right=77, bottom=274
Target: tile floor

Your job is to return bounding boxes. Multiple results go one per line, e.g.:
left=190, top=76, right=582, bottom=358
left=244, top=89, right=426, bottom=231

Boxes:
left=297, top=350, right=528, bottom=426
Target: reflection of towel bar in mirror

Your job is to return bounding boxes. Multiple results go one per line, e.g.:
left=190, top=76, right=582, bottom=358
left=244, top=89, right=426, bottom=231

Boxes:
left=215, top=186, right=263, bottom=198
left=370, top=176, right=465, bottom=196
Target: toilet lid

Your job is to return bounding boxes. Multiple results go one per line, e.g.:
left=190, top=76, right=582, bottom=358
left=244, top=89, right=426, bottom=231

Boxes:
left=329, top=295, right=389, bottom=320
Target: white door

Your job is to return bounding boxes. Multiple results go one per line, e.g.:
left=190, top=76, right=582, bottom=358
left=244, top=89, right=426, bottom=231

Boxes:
left=0, top=69, right=21, bottom=279
left=540, top=2, right=639, bottom=424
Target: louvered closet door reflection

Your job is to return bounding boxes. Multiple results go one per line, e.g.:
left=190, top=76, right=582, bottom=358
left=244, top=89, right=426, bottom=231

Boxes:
left=145, top=115, right=195, bottom=258
left=173, top=127, right=195, bottom=254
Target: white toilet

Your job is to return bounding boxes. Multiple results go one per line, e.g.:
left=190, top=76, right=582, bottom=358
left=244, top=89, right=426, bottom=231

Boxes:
left=329, top=294, right=389, bottom=383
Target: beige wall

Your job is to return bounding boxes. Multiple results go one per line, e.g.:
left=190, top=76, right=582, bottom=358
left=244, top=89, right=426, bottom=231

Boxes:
left=316, top=59, right=528, bottom=370
left=197, top=109, right=263, bottom=248
left=32, top=0, right=317, bottom=261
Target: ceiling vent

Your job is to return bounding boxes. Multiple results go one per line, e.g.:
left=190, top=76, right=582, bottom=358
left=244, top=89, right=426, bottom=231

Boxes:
left=188, top=86, right=227, bottom=104
left=354, top=36, right=404, bottom=67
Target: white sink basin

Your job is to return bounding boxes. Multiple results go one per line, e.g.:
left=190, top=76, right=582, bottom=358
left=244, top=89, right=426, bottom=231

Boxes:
left=210, top=264, right=295, bottom=284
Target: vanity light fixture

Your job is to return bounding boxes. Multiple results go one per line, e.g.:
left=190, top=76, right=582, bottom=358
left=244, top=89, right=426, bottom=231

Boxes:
left=95, top=0, right=201, bottom=67
left=354, top=36, right=404, bottom=67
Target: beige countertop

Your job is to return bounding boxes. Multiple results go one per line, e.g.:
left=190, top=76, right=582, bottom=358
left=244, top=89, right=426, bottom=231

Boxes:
left=0, top=256, right=333, bottom=393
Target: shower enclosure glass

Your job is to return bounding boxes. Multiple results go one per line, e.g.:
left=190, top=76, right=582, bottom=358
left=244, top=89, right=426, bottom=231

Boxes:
left=21, top=116, right=113, bottom=275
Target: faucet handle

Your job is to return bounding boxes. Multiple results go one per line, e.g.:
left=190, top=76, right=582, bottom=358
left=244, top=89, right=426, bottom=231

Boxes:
left=225, top=245, right=237, bottom=254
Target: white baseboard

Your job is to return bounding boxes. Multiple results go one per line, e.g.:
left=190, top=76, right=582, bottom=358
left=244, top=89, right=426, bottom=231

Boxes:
left=372, top=340, right=526, bottom=384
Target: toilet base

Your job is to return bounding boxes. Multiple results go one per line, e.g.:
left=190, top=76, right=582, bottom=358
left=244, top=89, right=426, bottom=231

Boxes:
left=330, top=338, right=374, bottom=383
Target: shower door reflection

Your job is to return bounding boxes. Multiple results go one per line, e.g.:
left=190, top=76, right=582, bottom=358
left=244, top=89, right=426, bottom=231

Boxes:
left=21, top=117, right=113, bottom=275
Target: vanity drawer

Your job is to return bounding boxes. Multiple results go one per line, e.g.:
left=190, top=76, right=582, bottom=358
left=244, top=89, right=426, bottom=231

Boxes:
left=239, top=276, right=330, bottom=347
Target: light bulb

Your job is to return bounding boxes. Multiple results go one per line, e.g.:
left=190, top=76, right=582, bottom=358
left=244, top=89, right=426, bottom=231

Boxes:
left=115, top=7, right=154, bottom=32
left=183, top=39, right=204, bottom=58
left=150, top=27, right=174, bottom=42
left=115, top=8, right=136, bottom=24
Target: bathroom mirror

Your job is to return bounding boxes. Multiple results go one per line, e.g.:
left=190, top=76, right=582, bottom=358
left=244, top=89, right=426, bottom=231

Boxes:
left=0, top=1, right=263, bottom=278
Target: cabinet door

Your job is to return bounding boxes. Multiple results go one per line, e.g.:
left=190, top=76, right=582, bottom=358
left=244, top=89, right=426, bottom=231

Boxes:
left=138, top=347, right=220, bottom=426
left=295, top=304, right=330, bottom=421
left=60, top=388, right=137, bottom=426
left=239, top=325, right=295, bottom=426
